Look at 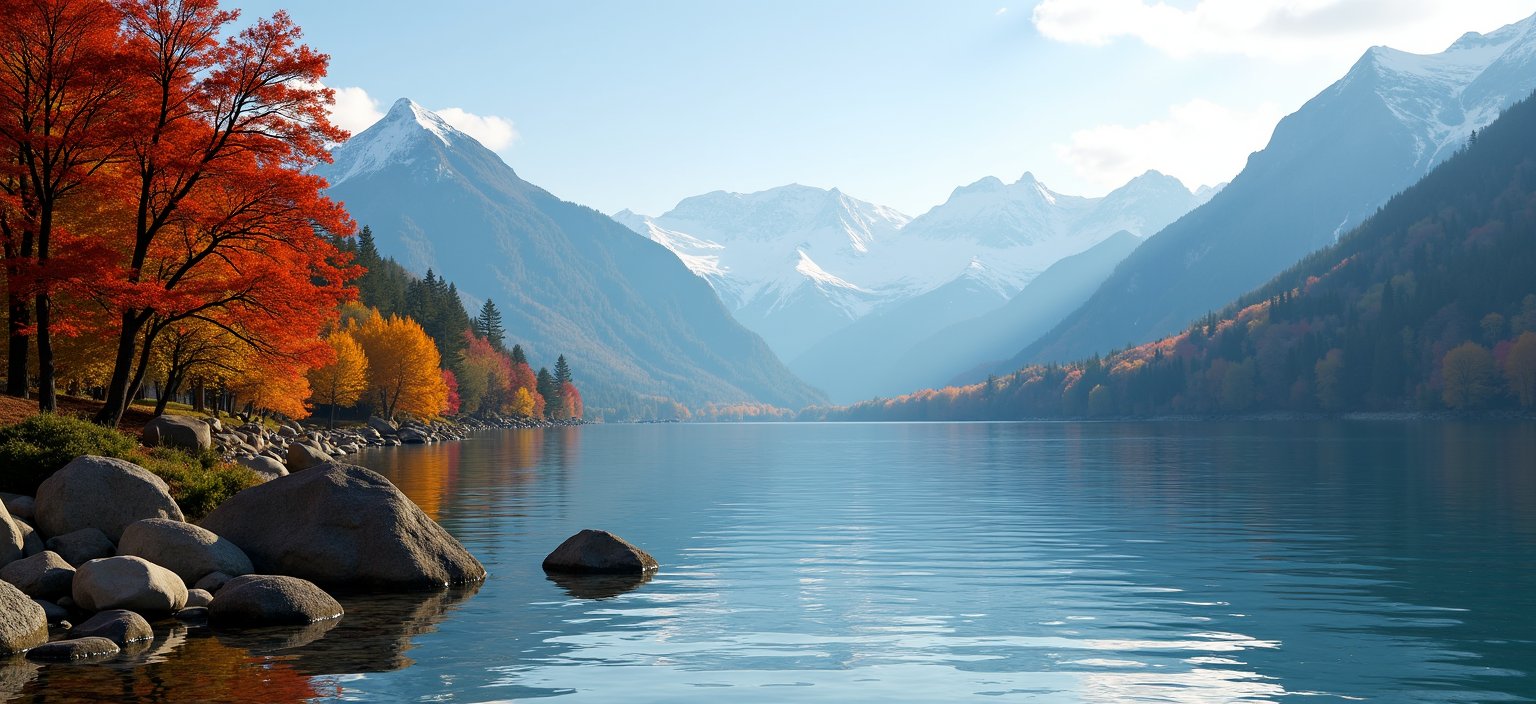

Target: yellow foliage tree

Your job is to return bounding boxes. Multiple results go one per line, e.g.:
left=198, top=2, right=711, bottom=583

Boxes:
left=510, top=386, right=537, bottom=418
left=227, top=353, right=313, bottom=420
left=349, top=310, right=449, bottom=420
left=308, top=332, right=370, bottom=428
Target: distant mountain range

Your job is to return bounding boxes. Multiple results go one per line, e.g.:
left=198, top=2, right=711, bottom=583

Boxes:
left=1017, top=11, right=1536, bottom=367
left=814, top=85, right=1536, bottom=420
left=619, top=171, right=1213, bottom=401
left=316, top=99, right=825, bottom=415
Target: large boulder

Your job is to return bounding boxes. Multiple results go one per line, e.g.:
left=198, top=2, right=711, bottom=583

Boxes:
left=35, top=456, right=184, bottom=542
left=0, top=509, right=24, bottom=567
left=117, top=518, right=252, bottom=586
left=0, top=581, right=48, bottom=655
left=285, top=442, right=331, bottom=472
left=367, top=417, right=398, bottom=436
left=4, top=496, right=34, bottom=522
left=69, top=609, right=153, bottom=645
left=209, top=575, right=343, bottom=625
left=72, top=556, right=188, bottom=614
left=200, top=463, right=486, bottom=589
left=45, top=527, right=114, bottom=566
left=542, top=529, right=659, bottom=575
left=0, top=551, right=75, bottom=600
left=142, top=415, right=212, bottom=452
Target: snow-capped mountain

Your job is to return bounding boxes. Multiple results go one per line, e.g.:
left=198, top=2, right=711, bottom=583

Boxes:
left=620, top=171, right=1208, bottom=362
left=1023, top=10, right=1536, bottom=366
left=317, top=98, right=825, bottom=412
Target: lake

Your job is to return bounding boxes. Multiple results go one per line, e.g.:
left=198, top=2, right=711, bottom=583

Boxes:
left=7, top=421, right=1536, bottom=702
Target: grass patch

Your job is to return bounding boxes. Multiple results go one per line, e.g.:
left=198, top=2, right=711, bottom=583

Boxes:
left=0, top=412, right=261, bottom=520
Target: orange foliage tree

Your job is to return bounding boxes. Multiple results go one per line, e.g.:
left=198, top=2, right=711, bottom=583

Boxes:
left=85, top=1, right=354, bottom=427
left=0, top=0, right=134, bottom=409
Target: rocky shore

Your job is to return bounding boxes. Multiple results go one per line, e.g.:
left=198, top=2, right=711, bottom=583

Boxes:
left=137, top=412, right=583, bottom=482
left=0, top=451, right=487, bottom=663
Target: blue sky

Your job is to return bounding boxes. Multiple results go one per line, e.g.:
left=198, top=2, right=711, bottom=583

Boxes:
left=228, top=1, right=1536, bottom=216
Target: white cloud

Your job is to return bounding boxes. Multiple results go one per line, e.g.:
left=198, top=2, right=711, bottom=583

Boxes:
left=1032, top=0, right=1536, bottom=60
left=1056, top=99, right=1286, bottom=190
left=321, top=84, right=520, bottom=151
left=433, top=108, right=520, bottom=151
left=327, top=85, right=386, bottom=136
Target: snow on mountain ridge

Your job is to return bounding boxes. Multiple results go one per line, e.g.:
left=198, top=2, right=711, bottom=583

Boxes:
left=325, top=99, right=474, bottom=188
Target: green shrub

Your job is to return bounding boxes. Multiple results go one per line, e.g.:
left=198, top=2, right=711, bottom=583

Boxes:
left=0, top=413, right=261, bottom=520
left=137, top=447, right=262, bottom=521
left=0, top=413, right=137, bottom=495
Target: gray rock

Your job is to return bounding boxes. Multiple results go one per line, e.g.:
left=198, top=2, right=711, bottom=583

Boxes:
left=72, top=556, right=188, bottom=614
left=209, top=575, right=343, bottom=625
left=69, top=609, right=153, bottom=645
left=200, top=463, right=486, bottom=588
left=174, top=606, right=208, bottom=622
left=35, top=456, right=184, bottom=542
left=542, top=529, right=659, bottom=575
left=0, top=551, right=75, bottom=600
left=367, top=416, right=398, bottom=435
left=45, top=528, right=114, bottom=566
left=285, top=442, right=331, bottom=472
left=184, top=588, right=214, bottom=608
left=0, top=508, right=23, bottom=568
left=117, top=518, right=252, bottom=586
left=142, top=415, right=212, bottom=451
left=26, top=636, right=119, bottom=662
left=0, top=581, right=48, bottom=655
left=237, top=455, right=288, bottom=480
left=4, top=496, right=34, bottom=522
left=32, top=598, right=67, bottom=624
left=14, top=519, right=41, bottom=557
left=195, top=571, right=233, bottom=593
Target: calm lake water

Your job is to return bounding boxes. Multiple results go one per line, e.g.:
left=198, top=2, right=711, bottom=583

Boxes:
left=6, top=421, right=1536, bottom=702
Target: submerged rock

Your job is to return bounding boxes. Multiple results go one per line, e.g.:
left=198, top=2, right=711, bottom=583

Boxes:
left=209, top=575, right=342, bottom=625
left=35, top=456, right=184, bottom=542
left=26, top=636, right=119, bottom=662
left=542, top=529, right=659, bottom=575
left=69, top=609, right=154, bottom=645
left=200, top=463, right=485, bottom=589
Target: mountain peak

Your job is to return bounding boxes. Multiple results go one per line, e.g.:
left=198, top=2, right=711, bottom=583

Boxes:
left=380, top=98, right=460, bottom=146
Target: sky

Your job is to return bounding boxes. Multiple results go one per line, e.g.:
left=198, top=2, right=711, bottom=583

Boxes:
left=227, top=1, right=1536, bottom=217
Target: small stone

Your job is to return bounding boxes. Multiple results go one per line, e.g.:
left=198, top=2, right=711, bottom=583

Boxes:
left=542, top=529, right=659, bottom=575
left=69, top=609, right=154, bottom=645
left=27, top=636, right=120, bottom=662
left=184, top=588, right=214, bottom=608
left=174, top=606, right=209, bottom=623
left=285, top=442, right=331, bottom=472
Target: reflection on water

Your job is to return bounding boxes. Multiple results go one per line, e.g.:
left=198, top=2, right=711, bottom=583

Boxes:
left=546, top=571, right=655, bottom=600
left=4, top=421, right=1535, bottom=702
